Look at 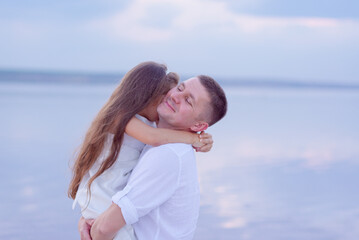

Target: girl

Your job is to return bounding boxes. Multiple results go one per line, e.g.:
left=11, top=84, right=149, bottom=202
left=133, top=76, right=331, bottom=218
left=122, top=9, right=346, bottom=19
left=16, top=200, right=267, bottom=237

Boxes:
left=68, top=62, right=213, bottom=240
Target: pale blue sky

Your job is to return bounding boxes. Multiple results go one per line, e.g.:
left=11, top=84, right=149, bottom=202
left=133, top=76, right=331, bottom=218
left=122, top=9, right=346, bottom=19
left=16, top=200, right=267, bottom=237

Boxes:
left=1, top=0, right=358, bottom=83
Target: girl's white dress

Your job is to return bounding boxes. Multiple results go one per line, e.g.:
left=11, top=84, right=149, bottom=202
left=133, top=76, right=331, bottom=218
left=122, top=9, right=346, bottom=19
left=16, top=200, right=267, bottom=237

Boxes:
left=73, top=114, right=155, bottom=240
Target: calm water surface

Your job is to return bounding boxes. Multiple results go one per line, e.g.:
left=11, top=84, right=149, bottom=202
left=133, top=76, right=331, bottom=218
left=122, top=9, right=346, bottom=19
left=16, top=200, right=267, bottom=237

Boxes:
left=0, top=82, right=358, bottom=240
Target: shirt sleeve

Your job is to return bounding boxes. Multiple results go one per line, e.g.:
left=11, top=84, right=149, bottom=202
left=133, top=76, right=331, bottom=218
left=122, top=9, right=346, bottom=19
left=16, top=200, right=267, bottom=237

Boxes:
left=112, top=145, right=181, bottom=225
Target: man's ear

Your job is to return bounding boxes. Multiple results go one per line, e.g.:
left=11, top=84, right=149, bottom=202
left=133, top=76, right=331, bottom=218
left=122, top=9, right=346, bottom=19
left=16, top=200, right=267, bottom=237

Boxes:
left=190, top=121, right=209, bottom=132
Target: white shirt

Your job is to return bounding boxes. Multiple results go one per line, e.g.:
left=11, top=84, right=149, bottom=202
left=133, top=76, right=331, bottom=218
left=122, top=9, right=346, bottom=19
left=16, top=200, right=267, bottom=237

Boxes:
left=112, top=143, right=200, bottom=240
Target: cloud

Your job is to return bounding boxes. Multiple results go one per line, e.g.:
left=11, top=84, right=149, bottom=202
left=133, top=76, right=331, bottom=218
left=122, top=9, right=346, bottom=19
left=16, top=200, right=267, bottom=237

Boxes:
left=20, top=203, right=38, bottom=212
left=1, top=0, right=358, bottom=81
left=0, top=19, right=47, bottom=43
left=89, top=0, right=174, bottom=42
left=20, top=186, right=35, bottom=197
left=88, top=0, right=359, bottom=42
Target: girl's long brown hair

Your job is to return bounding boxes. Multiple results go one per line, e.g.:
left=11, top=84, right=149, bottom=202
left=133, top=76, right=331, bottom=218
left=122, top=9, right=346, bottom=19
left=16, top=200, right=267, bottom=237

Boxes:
left=68, top=61, right=179, bottom=199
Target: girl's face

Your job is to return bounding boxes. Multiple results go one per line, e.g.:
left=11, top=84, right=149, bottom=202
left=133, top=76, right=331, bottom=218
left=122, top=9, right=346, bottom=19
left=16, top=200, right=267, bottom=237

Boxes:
left=143, top=95, right=165, bottom=122
left=144, top=84, right=178, bottom=122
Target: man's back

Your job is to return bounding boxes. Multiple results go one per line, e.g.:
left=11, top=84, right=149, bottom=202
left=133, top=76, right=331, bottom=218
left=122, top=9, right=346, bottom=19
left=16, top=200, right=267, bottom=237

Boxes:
left=112, top=143, right=200, bottom=240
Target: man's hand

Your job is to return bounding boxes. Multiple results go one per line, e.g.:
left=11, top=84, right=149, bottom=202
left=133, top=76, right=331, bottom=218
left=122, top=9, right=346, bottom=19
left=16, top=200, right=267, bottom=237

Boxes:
left=78, top=217, right=95, bottom=240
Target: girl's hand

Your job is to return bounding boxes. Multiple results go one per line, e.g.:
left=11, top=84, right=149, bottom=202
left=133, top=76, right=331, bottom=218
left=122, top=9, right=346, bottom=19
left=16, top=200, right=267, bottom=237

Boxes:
left=78, top=217, right=94, bottom=240
left=192, top=132, right=213, bottom=152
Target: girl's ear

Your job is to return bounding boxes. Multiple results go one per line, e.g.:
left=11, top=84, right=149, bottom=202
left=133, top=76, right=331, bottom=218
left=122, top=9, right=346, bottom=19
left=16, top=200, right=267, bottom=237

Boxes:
left=190, top=121, right=209, bottom=132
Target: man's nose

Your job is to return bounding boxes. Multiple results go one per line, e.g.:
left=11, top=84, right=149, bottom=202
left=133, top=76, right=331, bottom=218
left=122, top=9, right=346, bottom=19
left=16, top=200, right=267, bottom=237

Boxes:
left=170, top=91, right=181, bottom=104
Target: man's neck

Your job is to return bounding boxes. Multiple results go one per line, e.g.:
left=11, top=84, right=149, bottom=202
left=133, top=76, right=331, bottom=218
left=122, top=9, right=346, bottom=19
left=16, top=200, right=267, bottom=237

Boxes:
left=157, top=120, right=175, bottom=130
left=157, top=120, right=190, bottom=132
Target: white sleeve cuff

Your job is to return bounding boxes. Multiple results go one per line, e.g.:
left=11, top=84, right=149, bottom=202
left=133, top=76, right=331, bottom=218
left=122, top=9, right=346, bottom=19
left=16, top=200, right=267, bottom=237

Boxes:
left=111, top=185, right=139, bottom=225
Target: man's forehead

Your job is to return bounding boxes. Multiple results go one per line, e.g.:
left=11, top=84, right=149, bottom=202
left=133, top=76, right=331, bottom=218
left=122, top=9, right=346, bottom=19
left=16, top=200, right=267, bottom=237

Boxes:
left=183, top=77, right=199, bottom=84
left=181, top=77, right=200, bottom=89
left=182, top=77, right=210, bottom=102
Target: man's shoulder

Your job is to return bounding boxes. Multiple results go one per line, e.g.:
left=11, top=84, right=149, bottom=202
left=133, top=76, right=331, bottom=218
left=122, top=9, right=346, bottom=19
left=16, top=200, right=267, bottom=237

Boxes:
left=144, top=143, right=194, bottom=158
left=157, top=143, right=193, bottom=156
left=137, top=144, right=194, bottom=172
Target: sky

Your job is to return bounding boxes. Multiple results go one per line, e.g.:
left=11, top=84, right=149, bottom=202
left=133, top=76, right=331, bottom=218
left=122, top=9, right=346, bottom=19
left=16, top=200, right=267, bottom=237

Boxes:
left=1, top=0, right=359, bottom=83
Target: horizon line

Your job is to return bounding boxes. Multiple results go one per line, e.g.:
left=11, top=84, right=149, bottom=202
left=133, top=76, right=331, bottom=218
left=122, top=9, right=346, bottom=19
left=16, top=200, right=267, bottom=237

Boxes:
left=0, top=68, right=358, bottom=90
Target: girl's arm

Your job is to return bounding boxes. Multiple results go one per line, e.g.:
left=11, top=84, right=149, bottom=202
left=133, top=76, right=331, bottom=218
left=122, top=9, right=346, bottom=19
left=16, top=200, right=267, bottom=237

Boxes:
left=125, top=117, right=209, bottom=148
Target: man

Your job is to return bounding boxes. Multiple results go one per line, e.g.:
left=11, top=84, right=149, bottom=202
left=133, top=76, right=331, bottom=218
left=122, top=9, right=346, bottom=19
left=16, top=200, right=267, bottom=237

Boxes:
left=80, top=75, right=227, bottom=240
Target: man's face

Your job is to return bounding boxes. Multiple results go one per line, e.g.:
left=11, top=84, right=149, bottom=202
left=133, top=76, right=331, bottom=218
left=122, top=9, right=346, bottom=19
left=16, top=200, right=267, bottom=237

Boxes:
left=157, top=77, right=210, bottom=131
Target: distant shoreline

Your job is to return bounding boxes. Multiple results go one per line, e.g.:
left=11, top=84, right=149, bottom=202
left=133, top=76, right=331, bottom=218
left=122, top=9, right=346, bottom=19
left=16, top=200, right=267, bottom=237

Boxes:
left=0, top=69, right=358, bottom=90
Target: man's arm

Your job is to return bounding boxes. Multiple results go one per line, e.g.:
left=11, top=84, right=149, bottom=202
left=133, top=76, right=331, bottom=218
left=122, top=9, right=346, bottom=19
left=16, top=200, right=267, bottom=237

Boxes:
left=90, top=203, right=126, bottom=240
left=90, top=146, right=181, bottom=239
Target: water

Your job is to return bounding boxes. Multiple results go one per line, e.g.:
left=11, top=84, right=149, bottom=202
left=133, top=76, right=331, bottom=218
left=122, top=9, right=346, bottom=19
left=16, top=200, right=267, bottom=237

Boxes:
left=1, top=81, right=358, bottom=240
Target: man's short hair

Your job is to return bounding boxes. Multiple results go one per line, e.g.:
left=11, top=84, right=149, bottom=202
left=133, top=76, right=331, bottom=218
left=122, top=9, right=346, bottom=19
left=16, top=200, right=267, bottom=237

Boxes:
left=197, top=75, right=227, bottom=126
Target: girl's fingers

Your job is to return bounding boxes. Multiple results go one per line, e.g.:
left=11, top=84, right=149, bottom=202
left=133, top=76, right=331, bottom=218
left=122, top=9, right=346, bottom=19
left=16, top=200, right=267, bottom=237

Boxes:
left=200, top=138, right=213, bottom=144
left=198, top=145, right=211, bottom=152
left=196, top=132, right=214, bottom=152
left=86, top=219, right=95, bottom=226
left=199, top=132, right=211, bottom=138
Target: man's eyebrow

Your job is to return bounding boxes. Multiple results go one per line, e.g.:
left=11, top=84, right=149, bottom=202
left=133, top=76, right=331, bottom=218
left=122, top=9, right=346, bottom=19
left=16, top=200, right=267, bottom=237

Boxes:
left=182, top=82, right=196, bottom=104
